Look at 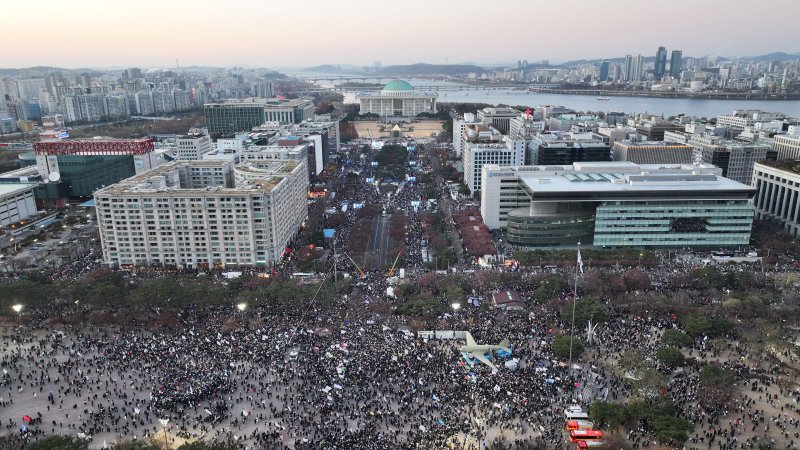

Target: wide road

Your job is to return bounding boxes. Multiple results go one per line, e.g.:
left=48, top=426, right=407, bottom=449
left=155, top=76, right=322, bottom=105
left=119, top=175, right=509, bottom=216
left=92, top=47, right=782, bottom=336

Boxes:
left=370, top=215, right=392, bottom=268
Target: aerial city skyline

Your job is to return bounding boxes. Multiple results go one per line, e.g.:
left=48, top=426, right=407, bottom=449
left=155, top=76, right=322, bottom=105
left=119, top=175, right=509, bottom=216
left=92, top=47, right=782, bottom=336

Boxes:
left=2, top=2, right=800, bottom=450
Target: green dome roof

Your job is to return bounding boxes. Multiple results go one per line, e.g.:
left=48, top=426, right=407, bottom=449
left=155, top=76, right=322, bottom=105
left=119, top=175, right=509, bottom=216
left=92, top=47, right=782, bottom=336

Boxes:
left=383, top=80, right=414, bottom=92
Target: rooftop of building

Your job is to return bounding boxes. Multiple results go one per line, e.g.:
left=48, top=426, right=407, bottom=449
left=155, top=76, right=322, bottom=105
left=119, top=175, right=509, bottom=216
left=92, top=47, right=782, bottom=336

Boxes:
left=756, top=159, right=800, bottom=175
left=205, top=97, right=312, bottom=107
left=95, top=159, right=300, bottom=196
left=0, top=182, right=37, bottom=197
left=614, top=140, right=693, bottom=148
left=383, top=80, right=414, bottom=92
left=484, top=161, right=754, bottom=194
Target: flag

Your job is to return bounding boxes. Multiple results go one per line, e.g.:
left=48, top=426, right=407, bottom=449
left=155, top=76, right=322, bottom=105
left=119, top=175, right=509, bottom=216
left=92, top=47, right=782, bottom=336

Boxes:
left=577, top=249, right=584, bottom=274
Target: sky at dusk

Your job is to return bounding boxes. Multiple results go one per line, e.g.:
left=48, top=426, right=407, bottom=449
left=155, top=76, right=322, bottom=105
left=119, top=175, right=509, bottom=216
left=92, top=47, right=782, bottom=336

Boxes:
left=4, top=0, right=799, bottom=69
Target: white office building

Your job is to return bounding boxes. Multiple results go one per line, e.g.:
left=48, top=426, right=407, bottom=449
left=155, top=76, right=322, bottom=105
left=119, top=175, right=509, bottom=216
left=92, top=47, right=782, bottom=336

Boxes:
left=461, top=125, right=525, bottom=194
left=0, top=184, right=39, bottom=227
left=94, top=158, right=309, bottom=269
left=772, top=134, right=800, bottom=160
left=752, top=161, right=800, bottom=237
left=175, top=131, right=212, bottom=160
left=453, top=113, right=482, bottom=157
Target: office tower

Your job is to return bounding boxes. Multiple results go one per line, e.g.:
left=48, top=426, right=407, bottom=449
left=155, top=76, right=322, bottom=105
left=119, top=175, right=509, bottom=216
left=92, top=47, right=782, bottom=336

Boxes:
left=599, top=60, right=610, bottom=82
left=655, top=46, right=668, bottom=78
left=670, top=50, right=682, bottom=78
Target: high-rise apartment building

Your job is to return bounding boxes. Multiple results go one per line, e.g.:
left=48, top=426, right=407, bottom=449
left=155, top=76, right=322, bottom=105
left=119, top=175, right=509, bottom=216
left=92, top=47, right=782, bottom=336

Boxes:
left=655, top=47, right=668, bottom=78
left=94, top=158, right=309, bottom=269
left=623, top=54, right=644, bottom=81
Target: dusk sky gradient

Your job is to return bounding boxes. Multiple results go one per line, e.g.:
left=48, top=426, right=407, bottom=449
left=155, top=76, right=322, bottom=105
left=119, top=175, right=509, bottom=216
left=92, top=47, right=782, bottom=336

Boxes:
left=5, top=0, right=799, bottom=69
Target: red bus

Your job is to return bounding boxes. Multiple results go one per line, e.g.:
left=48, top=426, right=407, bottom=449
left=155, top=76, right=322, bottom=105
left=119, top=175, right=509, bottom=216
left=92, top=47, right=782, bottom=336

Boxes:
left=565, top=420, right=595, bottom=431
left=569, top=429, right=604, bottom=443
left=576, top=440, right=606, bottom=449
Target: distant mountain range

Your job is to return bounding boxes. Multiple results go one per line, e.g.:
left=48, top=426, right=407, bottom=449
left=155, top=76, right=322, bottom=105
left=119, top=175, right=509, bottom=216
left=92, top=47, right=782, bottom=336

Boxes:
left=380, top=63, right=485, bottom=76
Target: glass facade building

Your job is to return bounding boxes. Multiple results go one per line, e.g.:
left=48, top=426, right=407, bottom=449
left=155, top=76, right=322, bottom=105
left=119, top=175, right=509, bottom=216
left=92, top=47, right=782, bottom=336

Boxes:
left=594, top=200, right=753, bottom=247
left=481, top=162, right=757, bottom=248
left=205, top=103, right=266, bottom=135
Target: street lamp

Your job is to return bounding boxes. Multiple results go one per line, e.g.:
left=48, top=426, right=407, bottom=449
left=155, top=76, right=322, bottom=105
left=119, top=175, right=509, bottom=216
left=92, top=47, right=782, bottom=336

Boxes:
left=236, top=302, right=247, bottom=312
left=11, top=304, right=23, bottom=313
left=450, top=302, right=461, bottom=311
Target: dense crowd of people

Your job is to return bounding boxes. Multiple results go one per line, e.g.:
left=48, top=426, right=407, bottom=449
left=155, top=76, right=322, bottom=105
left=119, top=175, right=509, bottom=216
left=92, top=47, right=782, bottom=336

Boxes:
left=1, top=142, right=799, bottom=450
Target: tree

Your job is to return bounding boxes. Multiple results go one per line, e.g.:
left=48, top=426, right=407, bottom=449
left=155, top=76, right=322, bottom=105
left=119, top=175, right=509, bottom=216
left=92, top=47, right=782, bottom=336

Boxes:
left=655, top=347, right=686, bottom=368
left=699, top=364, right=734, bottom=387
left=552, top=335, right=584, bottom=359
left=661, top=329, right=692, bottom=347
left=561, top=298, right=610, bottom=326
left=589, top=402, right=627, bottom=428
left=26, top=436, right=90, bottom=450
left=651, top=416, right=693, bottom=444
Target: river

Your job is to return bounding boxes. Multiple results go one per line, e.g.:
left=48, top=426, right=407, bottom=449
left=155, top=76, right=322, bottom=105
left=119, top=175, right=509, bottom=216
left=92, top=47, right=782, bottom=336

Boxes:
left=299, top=74, right=800, bottom=118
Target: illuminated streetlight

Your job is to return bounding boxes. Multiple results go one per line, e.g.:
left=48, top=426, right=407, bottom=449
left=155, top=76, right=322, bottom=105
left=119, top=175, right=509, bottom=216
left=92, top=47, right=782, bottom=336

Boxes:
left=12, top=304, right=23, bottom=313
left=451, top=302, right=461, bottom=311
left=236, top=302, right=247, bottom=311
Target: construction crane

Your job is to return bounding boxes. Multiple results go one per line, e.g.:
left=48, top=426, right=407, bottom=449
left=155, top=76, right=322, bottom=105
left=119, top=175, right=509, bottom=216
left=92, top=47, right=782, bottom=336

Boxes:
left=344, top=252, right=367, bottom=278
left=386, top=251, right=402, bottom=277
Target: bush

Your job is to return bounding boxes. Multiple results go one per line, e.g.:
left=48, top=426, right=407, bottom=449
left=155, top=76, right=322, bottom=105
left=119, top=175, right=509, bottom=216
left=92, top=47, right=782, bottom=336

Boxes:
left=552, top=335, right=584, bottom=359
left=655, top=347, right=686, bottom=368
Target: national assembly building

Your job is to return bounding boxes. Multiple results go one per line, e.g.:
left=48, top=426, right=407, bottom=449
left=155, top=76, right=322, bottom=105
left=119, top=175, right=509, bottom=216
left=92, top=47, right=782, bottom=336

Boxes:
left=356, top=80, right=437, bottom=118
left=481, top=161, right=756, bottom=248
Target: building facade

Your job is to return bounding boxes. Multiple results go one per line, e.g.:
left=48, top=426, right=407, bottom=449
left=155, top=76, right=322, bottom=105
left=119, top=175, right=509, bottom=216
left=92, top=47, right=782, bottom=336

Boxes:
left=612, top=141, right=694, bottom=164
left=527, top=133, right=611, bottom=166
left=772, top=134, right=800, bottom=160
left=481, top=162, right=755, bottom=248
left=694, top=140, right=775, bottom=184
left=175, top=132, right=212, bottom=161
left=94, top=158, right=308, bottom=269
left=752, top=161, right=800, bottom=237
left=461, top=125, right=524, bottom=194
left=356, top=80, right=437, bottom=118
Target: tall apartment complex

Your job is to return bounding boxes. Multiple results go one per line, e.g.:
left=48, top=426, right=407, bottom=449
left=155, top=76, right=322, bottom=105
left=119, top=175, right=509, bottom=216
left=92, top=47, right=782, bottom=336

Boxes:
left=94, top=158, right=309, bottom=268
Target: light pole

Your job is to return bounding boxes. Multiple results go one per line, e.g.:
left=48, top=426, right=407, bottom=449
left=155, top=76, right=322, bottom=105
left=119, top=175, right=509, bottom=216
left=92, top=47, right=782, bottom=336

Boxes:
left=159, top=418, right=169, bottom=449
left=12, top=304, right=23, bottom=313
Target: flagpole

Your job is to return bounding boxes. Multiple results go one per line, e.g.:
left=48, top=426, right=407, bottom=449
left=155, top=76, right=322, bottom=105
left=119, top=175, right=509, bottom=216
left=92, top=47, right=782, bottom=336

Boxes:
left=568, top=242, right=581, bottom=381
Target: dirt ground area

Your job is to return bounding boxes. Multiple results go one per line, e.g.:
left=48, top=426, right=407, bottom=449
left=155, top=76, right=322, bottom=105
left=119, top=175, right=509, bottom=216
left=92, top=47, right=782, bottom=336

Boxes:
left=354, top=120, right=443, bottom=140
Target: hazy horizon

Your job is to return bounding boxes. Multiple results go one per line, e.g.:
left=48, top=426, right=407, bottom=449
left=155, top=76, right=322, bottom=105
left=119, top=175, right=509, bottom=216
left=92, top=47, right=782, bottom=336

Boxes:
left=4, top=0, right=799, bottom=70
